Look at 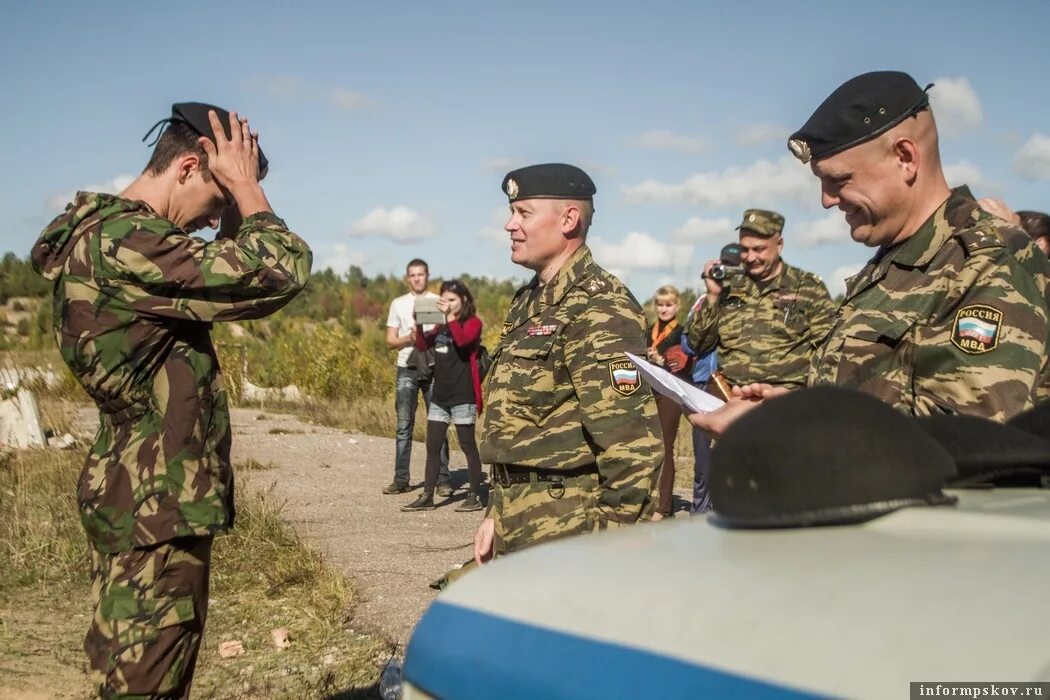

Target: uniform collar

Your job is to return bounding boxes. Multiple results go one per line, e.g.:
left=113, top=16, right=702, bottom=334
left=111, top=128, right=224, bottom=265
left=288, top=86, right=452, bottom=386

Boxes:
left=844, top=186, right=978, bottom=299
left=738, top=260, right=795, bottom=297
left=882, top=186, right=978, bottom=269
left=536, top=244, right=594, bottom=308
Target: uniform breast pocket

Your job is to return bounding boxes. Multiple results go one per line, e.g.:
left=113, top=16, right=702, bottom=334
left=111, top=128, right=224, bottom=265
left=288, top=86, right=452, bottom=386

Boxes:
left=503, top=335, right=558, bottom=422
left=836, top=312, right=917, bottom=391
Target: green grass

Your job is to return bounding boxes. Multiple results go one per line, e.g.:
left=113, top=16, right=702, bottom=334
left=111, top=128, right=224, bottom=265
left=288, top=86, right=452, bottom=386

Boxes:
left=0, top=450, right=390, bottom=699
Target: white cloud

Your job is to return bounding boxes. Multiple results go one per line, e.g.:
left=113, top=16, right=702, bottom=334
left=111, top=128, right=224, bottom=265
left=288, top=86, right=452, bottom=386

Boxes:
left=46, top=174, right=136, bottom=214
left=943, top=160, right=986, bottom=189
left=929, top=76, right=983, bottom=138
left=478, top=207, right=509, bottom=245
left=482, top=157, right=519, bottom=173
left=670, top=216, right=734, bottom=243
left=795, top=211, right=850, bottom=247
left=1013, top=133, right=1050, bottom=180
left=347, top=206, right=437, bottom=242
left=319, top=243, right=366, bottom=274
left=636, top=129, right=709, bottom=155
left=329, top=87, right=374, bottom=111
left=733, top=122, right=788, bottom=146
left=827, top=263, right=866, bottom=297
left=621, top=155, right=815, bottom=208
left=261, top=74, right=301, bottom=98
left=588, top=231, right=693, bottom=281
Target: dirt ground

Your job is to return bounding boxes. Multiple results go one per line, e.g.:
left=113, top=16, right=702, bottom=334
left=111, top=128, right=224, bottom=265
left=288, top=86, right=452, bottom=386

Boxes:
left=226, top=408, right=482, bottom=648
left=63, top=406, right=689, bottom=652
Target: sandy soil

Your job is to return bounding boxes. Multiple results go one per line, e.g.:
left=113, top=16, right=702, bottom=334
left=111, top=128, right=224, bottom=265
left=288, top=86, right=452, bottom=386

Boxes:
left=226, top=408, right=482, bottom=648
left=67, top=406, right=689, bottom=654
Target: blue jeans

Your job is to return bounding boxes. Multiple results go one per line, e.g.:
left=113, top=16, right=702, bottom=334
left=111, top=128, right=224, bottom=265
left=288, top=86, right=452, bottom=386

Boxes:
left=691, top=423, right=713, bottom=514
left=395, top=366, right=449, bottom=487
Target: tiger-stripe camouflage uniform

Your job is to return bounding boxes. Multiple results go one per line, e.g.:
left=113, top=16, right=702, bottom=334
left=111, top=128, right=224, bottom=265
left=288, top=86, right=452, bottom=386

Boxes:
left=481, top=244, right=663, bottom=556
left=809, top=186, right=1050, bottom=420
left=687, top=261, right=836, bottom=387
left=32, top=189, right=311, bottom=697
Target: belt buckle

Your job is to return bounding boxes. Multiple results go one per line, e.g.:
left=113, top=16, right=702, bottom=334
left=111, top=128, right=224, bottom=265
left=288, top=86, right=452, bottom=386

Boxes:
left=494, top=464, right=510, bottom=488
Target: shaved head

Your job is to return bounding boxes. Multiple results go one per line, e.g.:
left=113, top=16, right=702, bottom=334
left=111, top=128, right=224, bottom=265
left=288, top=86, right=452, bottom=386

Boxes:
left=811, top=108, right=950, bottom=248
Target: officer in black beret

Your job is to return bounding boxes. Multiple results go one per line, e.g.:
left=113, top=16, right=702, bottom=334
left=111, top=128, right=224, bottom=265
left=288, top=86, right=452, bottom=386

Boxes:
left=470, top=163, right=663, bottom=567
left=688, top=71, right=1050, bottom=438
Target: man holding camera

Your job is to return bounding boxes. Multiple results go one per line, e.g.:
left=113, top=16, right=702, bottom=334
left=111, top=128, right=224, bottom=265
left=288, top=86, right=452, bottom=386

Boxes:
left=686, top=209, right=836, bottom=389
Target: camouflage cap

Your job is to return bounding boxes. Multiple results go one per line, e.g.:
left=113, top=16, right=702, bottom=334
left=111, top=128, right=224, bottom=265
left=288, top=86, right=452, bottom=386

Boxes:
left=502, top=163, right=596, bottom=203
left=788, top=71, right=932, bottom=164
left=142, top=102, right=268, bottom=176
left=736, top=209, right=784, bottom=238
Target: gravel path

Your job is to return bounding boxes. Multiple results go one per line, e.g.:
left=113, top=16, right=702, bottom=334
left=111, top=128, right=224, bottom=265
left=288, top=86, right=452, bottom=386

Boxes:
left=75, top=406, right=689, bottom=650
left=227, top=408, right=480, bottom=648
left=75, top=406, right=481, bottom=649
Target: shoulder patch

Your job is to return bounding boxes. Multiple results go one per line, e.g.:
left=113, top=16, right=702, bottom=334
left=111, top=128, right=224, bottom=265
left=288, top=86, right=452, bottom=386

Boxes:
left=581, top=275, right=608, bottom=295
left=951, top=304, right=1003, bottom=354
left=957, top=227, right=1004, bottom=255
left=608, top=358, right=640, bottom=396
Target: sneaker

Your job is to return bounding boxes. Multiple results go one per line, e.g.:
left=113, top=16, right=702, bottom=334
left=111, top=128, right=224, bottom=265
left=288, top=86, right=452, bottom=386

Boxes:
left=455, top=492, right=484, bottom=512
left=436, top=483, right=455, bottom=498
left=401, top=492, right=436, bottom=511
left=382, top=482, right=410, bottom=495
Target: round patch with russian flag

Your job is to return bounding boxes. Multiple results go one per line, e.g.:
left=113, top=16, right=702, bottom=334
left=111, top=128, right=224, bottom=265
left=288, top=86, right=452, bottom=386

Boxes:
left=609, top=359, right=640, bottom=395
left=951, top=304, right=1003, bottom=354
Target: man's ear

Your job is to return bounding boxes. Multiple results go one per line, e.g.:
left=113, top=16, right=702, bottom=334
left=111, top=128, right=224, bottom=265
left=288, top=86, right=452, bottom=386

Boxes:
left=893, top=137, right=920, bottom=183
left=560, top=203, right=582, bottom=236
left=174, top=153, right=201, bottom=185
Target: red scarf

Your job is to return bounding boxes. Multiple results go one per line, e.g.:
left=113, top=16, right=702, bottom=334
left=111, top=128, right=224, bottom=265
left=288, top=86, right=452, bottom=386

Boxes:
left=649, top=319, right=678, bottom=349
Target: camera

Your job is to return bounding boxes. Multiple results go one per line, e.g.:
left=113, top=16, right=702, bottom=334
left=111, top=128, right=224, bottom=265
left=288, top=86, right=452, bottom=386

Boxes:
left=709, top=263, right=744, bottom=281
left=707, top=241, right=745, bottom=282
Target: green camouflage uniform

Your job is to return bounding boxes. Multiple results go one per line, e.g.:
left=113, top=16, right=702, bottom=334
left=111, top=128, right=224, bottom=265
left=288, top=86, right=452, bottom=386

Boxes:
left=31, top=191, right=311, bottom=698
left=480, top=245, right=663, bottom=556
left=810, top=186, right=1050, bottom=420
left=686, top=262, right=836, bottom=388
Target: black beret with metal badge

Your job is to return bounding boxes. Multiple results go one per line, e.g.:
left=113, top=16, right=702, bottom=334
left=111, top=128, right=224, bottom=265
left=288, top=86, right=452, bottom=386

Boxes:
left=502, top=163, right=596, bottom=202
left=787, top=71, right=932, bottom=164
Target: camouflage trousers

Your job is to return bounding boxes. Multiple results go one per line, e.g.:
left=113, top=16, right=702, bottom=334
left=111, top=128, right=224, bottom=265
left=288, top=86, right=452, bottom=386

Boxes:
left=86, top=536, right=212, bottom=699
left=491, top=471, right=639, bottom=556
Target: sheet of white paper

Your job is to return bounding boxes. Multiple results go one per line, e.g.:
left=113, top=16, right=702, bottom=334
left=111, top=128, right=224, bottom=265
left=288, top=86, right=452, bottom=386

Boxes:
left=625, top=352, right=725, bottom=414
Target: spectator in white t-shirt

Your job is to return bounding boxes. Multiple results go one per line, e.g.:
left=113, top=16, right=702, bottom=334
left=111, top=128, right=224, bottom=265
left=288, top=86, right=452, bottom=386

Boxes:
left=383, top=258, right=451, bottom=495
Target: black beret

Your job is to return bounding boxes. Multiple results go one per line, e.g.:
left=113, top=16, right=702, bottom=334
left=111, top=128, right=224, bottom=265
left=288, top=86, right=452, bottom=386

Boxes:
left=916, top=412, right=1050, bottom=488
left=787, top=71, right=932, bottom=164
left=709, top=387, right=957, bottom=528
left=142, top=102, right=268, bottom=176
left=719, top=243, right=743, bottom=266
left=502, top=163, right=596, bottom=202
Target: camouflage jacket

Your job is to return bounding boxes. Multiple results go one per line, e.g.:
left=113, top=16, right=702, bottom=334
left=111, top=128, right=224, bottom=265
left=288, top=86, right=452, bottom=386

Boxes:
left=479, top=245, right=662, bottom=520
left=809, top=186, right=1050, bottom=420
left=686, top=261, right=836, bottom=387
left=31, top=192, right=312, bottom=552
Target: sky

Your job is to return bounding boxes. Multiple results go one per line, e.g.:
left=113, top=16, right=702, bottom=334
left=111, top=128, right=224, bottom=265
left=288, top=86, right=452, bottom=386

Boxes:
left=4, top=0, right=1050, bottom=299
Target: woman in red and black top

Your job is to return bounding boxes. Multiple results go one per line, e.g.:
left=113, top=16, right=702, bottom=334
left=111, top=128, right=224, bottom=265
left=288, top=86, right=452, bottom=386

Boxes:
left=646, top=285, right=693, bottom=520
left=402, top=280, right=485, bottom=513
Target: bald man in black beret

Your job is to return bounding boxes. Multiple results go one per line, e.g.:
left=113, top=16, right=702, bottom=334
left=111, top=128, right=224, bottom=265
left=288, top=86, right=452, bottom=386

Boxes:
left=692, top=71, right=1050, bottom=436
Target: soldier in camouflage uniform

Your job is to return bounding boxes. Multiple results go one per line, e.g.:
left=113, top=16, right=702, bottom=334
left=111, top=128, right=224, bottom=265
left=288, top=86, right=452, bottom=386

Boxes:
left=686, top=209, right=836, bottom=388
left=690, top=71, right=1049, bottom=437
left=31, top=103, right=311, bottom=698
left=473, top=163, right=663, bottom=565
